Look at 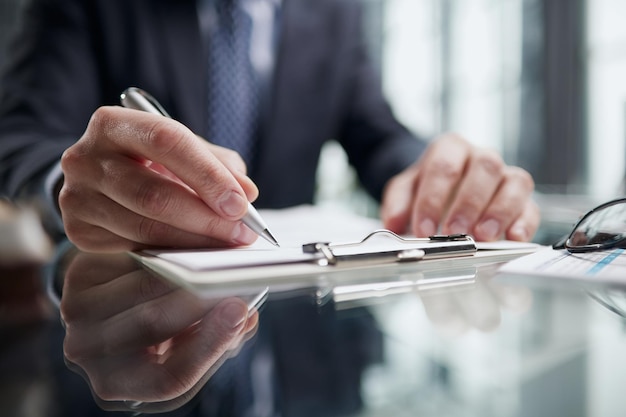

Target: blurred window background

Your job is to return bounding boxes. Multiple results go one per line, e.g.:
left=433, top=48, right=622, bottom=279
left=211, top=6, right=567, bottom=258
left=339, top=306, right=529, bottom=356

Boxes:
left=1, top=0, right=625, bottom=240
left=585, top=0, right=626, bottom=200
left=320, top=0, right=626, bottom=243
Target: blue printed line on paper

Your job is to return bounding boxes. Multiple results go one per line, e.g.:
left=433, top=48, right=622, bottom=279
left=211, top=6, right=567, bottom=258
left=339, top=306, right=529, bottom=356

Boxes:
left=586, top=249, right=625, bottom=275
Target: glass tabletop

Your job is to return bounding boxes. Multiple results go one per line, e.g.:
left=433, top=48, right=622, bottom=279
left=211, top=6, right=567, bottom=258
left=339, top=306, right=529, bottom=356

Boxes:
left=2, top=242, right=626, bottom=417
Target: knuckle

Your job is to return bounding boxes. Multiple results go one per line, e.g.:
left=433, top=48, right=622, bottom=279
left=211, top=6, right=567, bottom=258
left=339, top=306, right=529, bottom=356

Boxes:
left=62, top=336, right=88, bottom=363
left=57, top=188, right=99, bottom=250
left=66, top=233, right=100, bottom=252
left=484, top=205, right=509, bottom=222
left=145, top=119, right=188, bottom=159
left=136, top=304, right=172, bottom=342
left=137, top=274, right=171, bottom=301
left=510, top=166, right=535, bottom=191
left=419, top=193, right=447, bottom=214
left=92, top=377, right=119, bottom=402
left=474, top=151, right=504, bottom=176
left=136, top=216, right=164, bottom=243
left=430, top=158, right=463, bottom=181
left=135, top=179, right=173, bottom=218
left=65, top=222, right=133, bottom=253
left=62, top=219, right=87, bottom=247
left=60, top=146, right=86, bottom=175
left=90, top=106, right=115, bottom=128
left=57, top=184, right=77, bottom=211
left=198, top=215, right=227, bottom=238
left=86, top=107, right=112, bottom=137
left=459, top=193, right=485, bottom=214
left=59, top=300, right=81, bottom=325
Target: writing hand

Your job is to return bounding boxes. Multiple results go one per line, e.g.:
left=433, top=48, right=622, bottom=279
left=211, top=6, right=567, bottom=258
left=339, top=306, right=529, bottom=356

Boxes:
left=59, top=106, right=259, bottom=252
left=380, top=133, right=540, bottom=241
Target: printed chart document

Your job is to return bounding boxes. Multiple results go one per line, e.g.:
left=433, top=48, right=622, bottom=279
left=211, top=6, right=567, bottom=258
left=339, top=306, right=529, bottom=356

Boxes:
left=499, top=247, right=626, bottom=285
left=131, top=205, right=541, bottom=291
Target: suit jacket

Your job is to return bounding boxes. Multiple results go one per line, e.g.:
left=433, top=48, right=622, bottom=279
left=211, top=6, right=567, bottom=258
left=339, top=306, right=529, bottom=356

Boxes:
left=0, top=0, right=426, bottom=208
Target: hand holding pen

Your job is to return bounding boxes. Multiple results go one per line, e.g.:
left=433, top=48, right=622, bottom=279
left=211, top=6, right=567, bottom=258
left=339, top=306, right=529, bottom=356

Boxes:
left=120, top=87, right=278, bottom=246
left=58, top=88, right=278, bottom=252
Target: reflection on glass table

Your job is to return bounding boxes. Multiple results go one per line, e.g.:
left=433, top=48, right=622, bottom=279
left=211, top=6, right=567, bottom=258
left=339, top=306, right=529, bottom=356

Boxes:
left=60, top=252, right=261, bottom=414
left=12, top=239, right=626, bottom=415
left=50, top=246, right=540, bottom=416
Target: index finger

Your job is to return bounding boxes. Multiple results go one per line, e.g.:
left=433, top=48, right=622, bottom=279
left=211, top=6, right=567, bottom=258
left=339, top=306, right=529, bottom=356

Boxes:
left=89, top=106, right=252, bottom=220
left=410, top=136, right=471, bottom=237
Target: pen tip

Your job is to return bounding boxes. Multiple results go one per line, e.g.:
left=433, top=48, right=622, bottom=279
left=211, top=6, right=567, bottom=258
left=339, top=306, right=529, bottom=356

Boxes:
left=263, top=229, right=280, bottom=247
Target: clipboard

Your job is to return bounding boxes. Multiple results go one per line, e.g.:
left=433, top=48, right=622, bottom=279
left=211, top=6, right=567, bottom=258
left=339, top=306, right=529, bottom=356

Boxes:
left=126, top=206, right=541, bottom=297
left=302, top=230, right=476, bottom=266
left=129, top=228, right=540, bottom=297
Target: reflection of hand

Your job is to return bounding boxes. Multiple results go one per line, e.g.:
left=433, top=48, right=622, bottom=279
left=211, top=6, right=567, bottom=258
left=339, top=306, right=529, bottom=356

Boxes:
left=60, top=252, right=258, bottom=411
left=419, top=268, right=532, bottom=336
left=381, top=133, right=540, bottom=242
left=59, top=106, right=259, bottom=252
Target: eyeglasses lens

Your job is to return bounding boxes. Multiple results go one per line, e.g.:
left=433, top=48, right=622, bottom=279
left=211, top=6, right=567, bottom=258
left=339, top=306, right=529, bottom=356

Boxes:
left=569, top=202, right=626, bottom=248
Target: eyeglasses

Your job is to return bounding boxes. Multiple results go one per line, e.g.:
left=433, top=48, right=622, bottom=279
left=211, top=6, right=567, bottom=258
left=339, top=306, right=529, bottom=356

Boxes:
left=552, top=197, right=626, bottom=253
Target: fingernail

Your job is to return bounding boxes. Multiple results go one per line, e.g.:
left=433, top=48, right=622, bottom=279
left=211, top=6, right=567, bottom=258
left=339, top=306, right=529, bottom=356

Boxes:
left=418, top=218, right=436, bottom=236
left=477, top=219, right=500, bottom=240
left=449, top=218, right=469, bottom=235
left=219, top=191, right=246, bottom=218
left=233, top=222, right=257, bottom=245
left=220, top=301, right=248, bottom=329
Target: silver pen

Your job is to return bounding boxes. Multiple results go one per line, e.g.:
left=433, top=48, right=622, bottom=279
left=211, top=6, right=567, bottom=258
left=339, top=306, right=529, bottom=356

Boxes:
left=120, top=87, right=280, bottom=247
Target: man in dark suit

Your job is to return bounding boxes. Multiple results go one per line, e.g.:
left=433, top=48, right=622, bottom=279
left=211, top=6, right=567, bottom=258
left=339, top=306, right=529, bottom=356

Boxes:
left=0, top=0, right=539, bottom=252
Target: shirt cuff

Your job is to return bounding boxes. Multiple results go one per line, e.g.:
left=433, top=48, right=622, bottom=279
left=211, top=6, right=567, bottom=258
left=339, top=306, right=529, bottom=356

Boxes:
left=42, top=160, right=65, bottom=236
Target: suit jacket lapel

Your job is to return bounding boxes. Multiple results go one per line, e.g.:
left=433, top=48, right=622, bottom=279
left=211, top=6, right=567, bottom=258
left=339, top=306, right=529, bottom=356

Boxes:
left=257, top=0, right=328, bottom=163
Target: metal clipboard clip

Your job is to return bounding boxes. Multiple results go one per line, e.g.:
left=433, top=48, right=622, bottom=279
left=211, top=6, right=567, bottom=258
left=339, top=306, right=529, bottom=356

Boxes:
left=302, top=229, right=477, bottom=266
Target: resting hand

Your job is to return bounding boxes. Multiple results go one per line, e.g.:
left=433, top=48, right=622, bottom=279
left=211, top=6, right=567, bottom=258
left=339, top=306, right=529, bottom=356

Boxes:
left=381, top=133, right=540, bottom=241
left=59, top=106, right=259, bottom=252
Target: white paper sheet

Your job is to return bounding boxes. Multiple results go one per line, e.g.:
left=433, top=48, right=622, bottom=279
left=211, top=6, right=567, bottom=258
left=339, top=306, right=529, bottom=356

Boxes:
left=142, top=205, right=540, bottom=273
left=144, top=205, right=382, bottom=270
